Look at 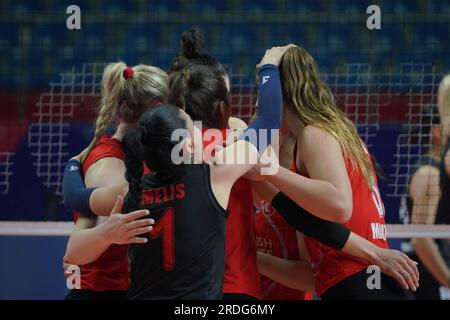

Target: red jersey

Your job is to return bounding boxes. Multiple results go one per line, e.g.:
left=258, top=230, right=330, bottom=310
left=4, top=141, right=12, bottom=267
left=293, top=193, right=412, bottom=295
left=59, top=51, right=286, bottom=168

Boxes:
left=202, top=128, right=261, bottom=299
left=73, top=135, right=129, bottom=292
left=253, top=201, right=313, bottom=300
left=292, top=148, right=388, bottom=296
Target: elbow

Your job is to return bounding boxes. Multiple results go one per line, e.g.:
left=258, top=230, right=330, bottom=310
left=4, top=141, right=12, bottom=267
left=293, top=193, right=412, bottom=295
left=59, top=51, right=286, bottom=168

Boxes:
left=63, top=253, right=78, bottom=267
left=334, top=200, right=353, bottom=224
left=64, top=245, right=85, bottom=267
left=63, top=251, right=78, bottom=266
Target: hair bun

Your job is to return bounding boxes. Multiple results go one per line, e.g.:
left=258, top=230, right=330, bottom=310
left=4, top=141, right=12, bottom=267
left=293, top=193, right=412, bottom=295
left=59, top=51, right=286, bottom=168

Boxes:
left=181, top=28, right=204, bottom=59
left=123, top=67, right=134, bottom=80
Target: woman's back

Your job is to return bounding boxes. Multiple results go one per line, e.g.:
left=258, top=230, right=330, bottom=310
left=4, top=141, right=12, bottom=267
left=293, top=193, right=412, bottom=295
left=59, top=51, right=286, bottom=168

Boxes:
left=124, top=163, right=229, bottom=300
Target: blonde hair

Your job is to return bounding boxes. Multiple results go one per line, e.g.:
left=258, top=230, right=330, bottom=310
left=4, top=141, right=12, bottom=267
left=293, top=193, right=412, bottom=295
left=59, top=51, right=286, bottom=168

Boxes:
left=82, top=62, right=168, bottom=162
left=438, top=75, right=450, bottom=139
left=280, top=47, right=374, bottom=187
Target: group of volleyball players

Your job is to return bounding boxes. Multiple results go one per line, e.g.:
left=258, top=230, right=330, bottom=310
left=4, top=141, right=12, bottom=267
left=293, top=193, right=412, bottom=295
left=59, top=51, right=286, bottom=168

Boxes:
left=61, top=28, right=421, bottom=300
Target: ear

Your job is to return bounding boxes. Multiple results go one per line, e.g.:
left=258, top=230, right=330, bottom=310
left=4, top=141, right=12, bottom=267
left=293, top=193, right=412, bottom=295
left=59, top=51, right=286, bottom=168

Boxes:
left=216, top=101, right=231, bottom=129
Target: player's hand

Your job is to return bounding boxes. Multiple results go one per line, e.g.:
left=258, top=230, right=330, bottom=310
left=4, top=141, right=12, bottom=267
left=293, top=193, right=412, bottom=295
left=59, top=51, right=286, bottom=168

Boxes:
left=62, top=257, right=72, bottom=278
left=245, top=146, right=280, bottom=181
left=371, top=247, right=419, bottom=291
left=244, top=165, right=266, bottom=181
left=257, top=44, right=296, bottom=68
left=97, top=195, right=154, bottom=245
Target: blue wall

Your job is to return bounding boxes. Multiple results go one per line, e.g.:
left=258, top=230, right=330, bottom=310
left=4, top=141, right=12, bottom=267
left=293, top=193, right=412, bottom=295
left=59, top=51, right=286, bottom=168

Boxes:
left=0, top=236, right=69, bottom=299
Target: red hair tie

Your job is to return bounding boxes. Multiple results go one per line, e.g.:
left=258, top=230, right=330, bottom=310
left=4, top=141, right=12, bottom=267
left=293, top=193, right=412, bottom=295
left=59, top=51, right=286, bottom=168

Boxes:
left=123, top=67, right=134, bottom=80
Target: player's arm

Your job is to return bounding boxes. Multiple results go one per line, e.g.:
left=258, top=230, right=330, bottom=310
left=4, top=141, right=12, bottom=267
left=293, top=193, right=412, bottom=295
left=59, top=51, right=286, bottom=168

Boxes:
left=257, top=251, right=315, bottom=293
left=252, top=184, right=315, bottom=292
left=62, top=158, right=130, bottom=216
left=63, top=155, right=128, bottom=270
left=252, top=180, right=351, bottom=250
left=251, top=180, right=419, bottom=291
left=342, top=232, right=418, bottom=291
left=410, top=166, right=450, bottom=288
left=446, top=148, right=450, bottom=179
left=210, top=46, right=292, bottom=207
left=263, top=126, right=353, bottom=223
left=257, top=231, right=316, bottom=293
left=64, top=196, right=153, bottom=266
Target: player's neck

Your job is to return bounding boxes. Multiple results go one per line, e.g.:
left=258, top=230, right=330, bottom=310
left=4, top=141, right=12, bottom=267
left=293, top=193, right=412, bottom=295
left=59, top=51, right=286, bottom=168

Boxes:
left=288, top=124, right=305, bottom=141
left=285, top=110, right=305, bottom=140
left=112, top=122, right=136, bottom=141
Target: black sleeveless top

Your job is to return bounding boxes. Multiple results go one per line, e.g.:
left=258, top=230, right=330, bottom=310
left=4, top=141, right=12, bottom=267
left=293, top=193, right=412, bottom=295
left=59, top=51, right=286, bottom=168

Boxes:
left=437, top=138, right=450, bottom=225
left=123, top=163, right=229, bottom=300
left=400, top=155, right=446, bottom=259
left=436, top=139, right=450, bottom=266
left=403, top=155, right=441, bottom=220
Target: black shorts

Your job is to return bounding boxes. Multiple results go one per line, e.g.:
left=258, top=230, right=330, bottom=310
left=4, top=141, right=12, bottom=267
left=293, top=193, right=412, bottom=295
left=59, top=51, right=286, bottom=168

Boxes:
left=321, top=268, right=415, bottom=300
left=64, top=289, right=127, bottom=300
left=408, top=253, right=441, bottom=300
left=222, top=293, right=259, bottom=300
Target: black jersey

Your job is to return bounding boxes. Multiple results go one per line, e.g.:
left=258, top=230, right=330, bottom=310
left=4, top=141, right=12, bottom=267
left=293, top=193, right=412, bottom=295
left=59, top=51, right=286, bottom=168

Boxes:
left=437, top=138, right=450, bottom=225
left=123, top=163, right=229, bottom=300
left=400, top=154, right=445, bottom=299
left=436, top=138, right=450, bottom=267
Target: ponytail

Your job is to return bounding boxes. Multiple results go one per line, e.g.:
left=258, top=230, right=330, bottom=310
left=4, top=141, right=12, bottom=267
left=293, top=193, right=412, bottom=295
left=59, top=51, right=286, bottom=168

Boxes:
left=81, top=62, right=128, bottom=162
left=170, top=28, right=226, bottom=76
left=124, top=105, right=188, bottom=189
left=82, top=61, right=168, bottom=163
left=122, top=128, right=145, bottom=211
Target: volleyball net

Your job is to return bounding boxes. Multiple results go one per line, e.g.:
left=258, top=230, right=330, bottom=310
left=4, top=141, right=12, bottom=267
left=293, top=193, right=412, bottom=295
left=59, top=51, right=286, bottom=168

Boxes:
left=0, top=61, right=449, bottom=239
left=1, top=221, right=450, bottom=238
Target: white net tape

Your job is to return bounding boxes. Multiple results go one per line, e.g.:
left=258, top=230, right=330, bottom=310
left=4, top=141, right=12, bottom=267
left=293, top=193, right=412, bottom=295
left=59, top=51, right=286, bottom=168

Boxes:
left=0, top=222, right=449, bottom=238
left=16, top=62, right=447, bottom=237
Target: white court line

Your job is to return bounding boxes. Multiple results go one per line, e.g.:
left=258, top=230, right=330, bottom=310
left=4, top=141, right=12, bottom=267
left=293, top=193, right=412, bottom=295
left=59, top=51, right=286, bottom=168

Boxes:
left=0, top=222, right=450, bottom=238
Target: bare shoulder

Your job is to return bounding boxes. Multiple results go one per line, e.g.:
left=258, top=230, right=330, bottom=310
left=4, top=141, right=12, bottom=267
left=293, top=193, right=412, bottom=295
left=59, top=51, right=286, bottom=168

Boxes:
left=413, top=165, right=440, bottom=180
left=228, top=117, right=248, bottom=130
left=410, top=165, right=440, bottom=196
left=445, top=149, right=450, bottom=176
left=85, top=157, right=126, bottom=187
left=299, top=125, right=341, bottom=153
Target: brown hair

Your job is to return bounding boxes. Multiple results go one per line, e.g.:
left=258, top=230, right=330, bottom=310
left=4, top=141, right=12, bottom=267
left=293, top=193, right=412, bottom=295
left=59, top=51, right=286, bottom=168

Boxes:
left=168, top=64, right=230, bottom=129
left=280, top=47, right=375, bottom=187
